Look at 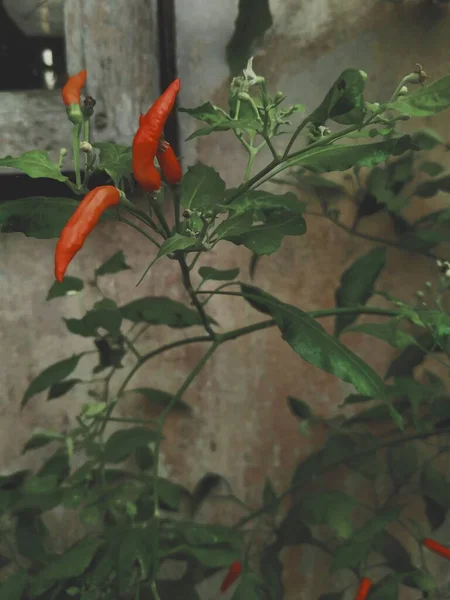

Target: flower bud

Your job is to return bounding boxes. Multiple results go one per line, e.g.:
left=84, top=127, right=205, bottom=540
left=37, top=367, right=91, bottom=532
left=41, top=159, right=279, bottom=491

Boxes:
left=80, top=141, right=93, bottom=153
left=398, top=85, right=408, bottom=96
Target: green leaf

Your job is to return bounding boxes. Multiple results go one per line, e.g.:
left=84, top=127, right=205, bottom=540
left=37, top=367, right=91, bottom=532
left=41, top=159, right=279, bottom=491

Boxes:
left=226, top=0, right=273, bottom=76
left=263, top=478, right=278, bottom=515
left=0, top=197, right=112, bottom=239
left=22, top=354, right=84, bottom=408
left=295, top=491, right=357, bottom=539
left=22, top=429, right=64, bottom=454
left=189, top=473, right=224, bottom=518
left=15, top=513, right=51, bottom=562
left=373, top=531, right=413, bottom=572
left=387, top=444, right=418, bottom=488
left=419, top=161, right=445, bottom=177
left=95, top=250, right=131, bottom=277
left=260, top=542, right=284, bottom=600
left=179, top=102, right=256, bottom=140
left=46, top=276, right=84, bottom=300
left=367, top=575, right=398, bottom=600
left=157, top=477, right=185, bottom=511
left=181, top=163, right=226, bottom=211
left=177, top=545, right=239, bottom=568
left=345, top=322, right=416, bottom=349
left=291, top=450, right=324, bottom=488
left=121, top=296, right=214, bottom=328
left=287, top=396, right=313, bottom=420
left=48, top=378, right=81, bottom=400
left=224, top=209, right=306, bottom=255
left=424, top=495, right=447, bottom=531
left=30, top=537, right=103, bottom=596
left=66, top=299, right=123, bottom=338
left=415, top=174, right=450, bottom=197
left=157, top=234, right=203, bottom=259
left=278, top=503, right=312, bottom=546
left=275, top=136, right=414, bottom=176
left=310, top=68, right=367, bottom=126
left=231, top=572, right=265, bottom=600
left=0, top=570, right=27, bottom=600
left=118, top=529, right=152, bottom=593
left=130, top=387, right=191, bottom=412
left=421, top=463, right=450, bottom=507
left=198, top=266, right=240, bottom=282
left=158, top=581, right=201, bottom=600
left=104, top=427, right=160, bottom=464
left=93, top=142, right=132, bottom=186
left=385, top=332, right=434, bottom=380
left=0, top=150, right=68, bottom=181
left=226, top=190, right=305, bottom=215
left=241, top=284, right=386, bottom=398
left=175, top=521, right=240, bottom=548
left=334, top=247, right=386, bottom=336
left=330, top=506, right=402, bottom=571
left=411, top=128, right=444, bottom=150
left=389, top=75, right=450, bottom=116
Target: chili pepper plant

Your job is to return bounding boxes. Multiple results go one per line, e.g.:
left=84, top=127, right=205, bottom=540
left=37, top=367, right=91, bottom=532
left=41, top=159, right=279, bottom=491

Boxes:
left=2, top=60, right=450, bottom=599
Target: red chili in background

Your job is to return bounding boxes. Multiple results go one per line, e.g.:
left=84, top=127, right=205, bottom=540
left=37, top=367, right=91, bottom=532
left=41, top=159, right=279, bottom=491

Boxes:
left=423, top=538, right=450, bottom=560
left=354, top=578, right=372, bottom=600
left=132, top=79, right=180, bottom=192
left=220, top=560, right=242, bottom=593
left=61, top=69, right=87, bottom=105
left=55, top=186, right=120, bottom=282
left=157, top=140, right=182, bottom=184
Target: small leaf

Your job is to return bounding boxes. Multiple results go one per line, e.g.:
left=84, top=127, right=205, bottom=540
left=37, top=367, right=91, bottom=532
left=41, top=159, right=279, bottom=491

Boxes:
left=181, top=162, right=226, bottom=210
left=22, top=429, right=64, bottom=454
left=287, top=396, right=313, bottom=420
left=411, top=128, right=444, bottom=150
left=121, top=296, right=214, bottom=328
left=385, top=333, right=434, bottom=380
left=189, top=473, right=224, bottom=517
left=95, top=250, right=131, bottom=277
left=93, top=142, right=132, bottom=186
left=0, top=150, right=68, bottom=182
left=46, top=276, right=84, bottom=300
left=345, top=322, right=415, bottom=349
left=104, top=427, right=160, bottom=463
left=157, top=234, right=203, bottom=259
left=415, top=174, right=450, bottom=197
left=419, top=161, right=445, bottom=177
left=198, top=266, right=240, bottom=282
left=335, top=247, right=386, bottom=336
left=179, top=102, right=255, bottom=140
left=22, top=354, right=84, bottom=408
left=291, top=450, right=324, bottom=487
left=310, top=68, right=367, bottom=126
left=278, top=503, right=312, bottom=546
left=48, top=378, right=81, bottom=400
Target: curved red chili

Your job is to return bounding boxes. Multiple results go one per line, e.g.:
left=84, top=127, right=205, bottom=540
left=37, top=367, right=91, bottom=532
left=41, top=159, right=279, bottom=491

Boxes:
left=132, top=79, right=180, bottom=192
left=157, top=140, right=182, bottom=184
left=220, top=560, right=242, bottom=593
left=61, top=69, right=87, bottom=106
left=354, top=578, right=372, bottom=600
left=55, top=186, right=120, bottom=282
left=423, top=538, right=450, bottom=560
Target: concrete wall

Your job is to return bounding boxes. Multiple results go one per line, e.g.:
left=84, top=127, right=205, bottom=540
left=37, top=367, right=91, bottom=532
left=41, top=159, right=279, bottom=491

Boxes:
left=1, top=0, right=450, bottom=598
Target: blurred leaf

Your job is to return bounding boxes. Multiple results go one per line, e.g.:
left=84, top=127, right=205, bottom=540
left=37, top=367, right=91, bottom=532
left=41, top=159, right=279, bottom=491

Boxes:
left=345, top=322, right=415, bottom=349
left=373, top=531, right=413, bottom=572
left=198, top=266, right=240, bottom=282
left=0, top=570, right=27, bottom=600
left=291, top=450, right=324, bottom=488
left=419, top=161, right=445, bottom=177
left=249, top=252, right=261, bottom=279
left=367, top=575, right=398, bottom=600
left=121, top=296, right=215, bottom=328
left=385, top=333, right=435, bottom=380
left=22, top=354, right=84, bottom=408
left=295, top=490, right=357, bottom=538
left=278, top=503, right=312, bottom=546
left=260, top=541, right=284, bottom=600
left=104, top=427, right=160, bottom=464
left=424, top=495, right=447, bottom=531
left=131, top=387, right=191, bottom=412
left=189, top=473, right=224, bottom=518
left=411, top=128, right=444, bottom=150
left=421, top=463, right=450, bottom=508
left=48, top=378, right=81, bottom=400
left=95, top=250, right=131, bottom=277
left=287, top=396, right=313, bottom=420
left=226, top=0, right=273, bottom=75
left=335, top=247, right=386, bottom=336
left=390, top=76, right=450, bottom=116
left=22, top=429, right=64, bottom=454
left=415, top=174, right=450, bottom=197
left=231, top=572, right=266, bottom=600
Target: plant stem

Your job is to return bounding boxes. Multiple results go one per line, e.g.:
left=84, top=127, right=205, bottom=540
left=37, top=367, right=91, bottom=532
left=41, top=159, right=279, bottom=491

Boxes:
left=152, top=341, right=220, bottom=516
left=150, top=195, right=171, bottom=238
left=305, top=210, right=443, bottom=261
left=173, top=185, right=181, bottom=234
left=177, top=254, right=216, bottom=337
left=116, top=215, right=161, bottom=249
left=188, top=251, right=202, bottom=272
left=72, top=123, right=82, bottom=189
left=283, top=115, right=310, bottom=158
left=151, top=581, right=161, bottom=600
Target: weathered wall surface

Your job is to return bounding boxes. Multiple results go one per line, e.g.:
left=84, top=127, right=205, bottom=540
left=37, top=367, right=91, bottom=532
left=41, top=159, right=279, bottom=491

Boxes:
left=1, top=0, right=450, bottom=598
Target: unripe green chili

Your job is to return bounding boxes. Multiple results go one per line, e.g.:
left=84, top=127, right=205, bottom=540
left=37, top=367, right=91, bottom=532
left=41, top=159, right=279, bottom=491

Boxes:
left=54, top=186, right=120, bottom=282
left=132, top=79, right=180, bottom=192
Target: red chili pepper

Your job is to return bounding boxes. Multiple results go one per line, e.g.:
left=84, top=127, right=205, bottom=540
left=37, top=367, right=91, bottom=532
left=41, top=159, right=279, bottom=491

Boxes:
left=423, top=538, right=450, bottom=560
left=61, top=69, right=87, bottom=106
left=54, top=186, right=120, bottom=282
left=132, top=79, right=180, bottom=192
left=220, top=560, right=242, bottom=593
left=156, top=140, right=182, bottom=184
left=354, top=578, right=372, bottom=600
